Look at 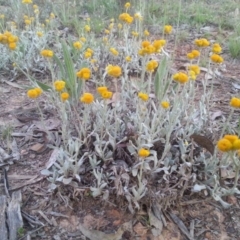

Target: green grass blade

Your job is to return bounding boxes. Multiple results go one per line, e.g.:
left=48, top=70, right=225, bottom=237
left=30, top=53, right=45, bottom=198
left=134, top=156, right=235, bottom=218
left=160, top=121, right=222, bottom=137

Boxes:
left=61, top=41, right=78, bottom=100
left=154, top=55, right=168, bottom=100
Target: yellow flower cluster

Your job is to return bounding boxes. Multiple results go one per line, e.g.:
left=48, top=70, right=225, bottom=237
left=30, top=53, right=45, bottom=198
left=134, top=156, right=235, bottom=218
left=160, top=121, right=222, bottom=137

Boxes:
left=37, top=31, right=43, bottom=37
left=230, top=97, right=240, bottom=108
left=146, top=60, right=158, bottom=72
left=61, top=92, right=69, bottom=102
left=144, top=30, right=150, bottom=36
left=139, top=39, right=166, bottom=55
left=164, top=25, right=173, bottom=34
left=138, top=92, right=149, bottom=101
left=80, top=93, right=94, bottom=104
left=106, top=65, right=122, bottom=77
left=0, top=31, right=19, bottom=50
left=212, top=43, right=222, bottom=54
left=173, top=72, right=189, bottom=84
left=119, top=13, right=133, bottom=24
left=84, top=25, right=91, bottom=32
left=187, top=65, right=200, bottom=80
left=210, top=54, right=224, bottom=64
left=217, top=135, right=240, bottom=152
left=22, top=0, right=32, bottom=3
left=76, top=68, right=91, bottom=80
left=27, top=87, right=42, bottom=98
left=84, top=48, right=94, bottom=58
left=194, top=38, right=210, bottom=47
left=54, top=80, right=66, bottom=92
left=125, top=56, right=131, bottom=62
left=73, top=41, right=82, bottom=50
left=110, top=47, right=119, bottom=56
left=124, top=2, right=131, bottom=8
left=131, top=31, right=139, bottom=37
left=138, top=148, right=150, bottom=158
left=97, top=86, right=113, bottom=99
left=40, top=49, right=54, bottom=58
left=161, top=101, right=170, bottom=109
left=187, top=50, right=200, bottom=59
left=80, top=37, right=86, bottom=43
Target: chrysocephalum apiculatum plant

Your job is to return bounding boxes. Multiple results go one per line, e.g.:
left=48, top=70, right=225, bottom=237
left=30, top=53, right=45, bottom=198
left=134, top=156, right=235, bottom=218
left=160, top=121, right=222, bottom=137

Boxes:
left=1, top=0, right=239, bottom=212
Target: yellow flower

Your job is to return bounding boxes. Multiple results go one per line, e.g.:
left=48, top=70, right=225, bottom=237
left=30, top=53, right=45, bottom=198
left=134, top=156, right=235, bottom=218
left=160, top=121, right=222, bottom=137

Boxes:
left=105, top=29, right=110, bottom=34
left=164, top=25, right=172, bottom=34
left=22, top=0, right=32, bottom=4
left=188, top=65, right=200, bottom=75
left=161, top=101, right=170, bottom=109
left=153, top=39, right=166, bottom=52
left=25, top=19, right=31, bottom=25
left=188, top=70, right=196, bottom=80
left=90, top=59, right=97, bottom=64
left=173, top=72, right=189, bottom=84
left=146, top=60, right=158, bottom=72
left=187, top=50, right=200, bottom=59
left=233, top=140, right=240, bottom=150
left=84, top=51, right=92, bottom=59
left=102, top=37, right=108, bottom=44
left=187, top=52, right=194, bottom=59
left=0, top=14, right=5, bottom=19
left=33, top=8, right=39, bottom=14
left=50, top=13, right=55, bottom=19
left=101, top=91, right=113, bottom=99
left=125, top=56, right=131, bottom=62
left=138, top=92, right=149, bottom=101
left=45, top=19, right=50, bottom=24
left=86, top=48, right=94, bottom=54
left=80, top=37, right=86, bottom=43
left=118, top=23, right=122, bottom=29
left=217, top=138, right=232, bottom=152
left=212, top=43, right=222, bottom=54
left=84, top=25, right=91, bottom=32
left=80, top=93, right=94, bottom=104
left=110, top=47, right=119, bottom=56
left=37, top=31, right=43, bottom=37
left=76, top=68, right=91, bottom=80
left=134, top=12, right=143, bottom=21
left=61, top=92, right=69, bottom=101
left=40, top=49, right=53, bottom=58
left=141, top=40, right=151, bottom=48
left=125, top=2, right=131, bottom=8
left=194, top=38, right=210, bottom=47
left=138, top=148, right=150, bottom=158
left=131, top=31, right=139, bottom=37
left=210, top=54, right=223, bottom=63
left=106, top=65, right=122, bottom=77
left=27, top=88, right=41, bottom=98
left=73, top=41, right=82, bottom=50
left=97, top=86, right=108, bottom=94
left=192, top=50, right=200, bottom=57
left=54, top=80, right=66, bottom=92
left=34, top=87, right=43, bottom=97
left=223, top=135, right=239, bottom=144
left=144, top=29, right=150, bottom=36
left=119, top=13, right=133, bottom=24
left=230, top=97, right=240, bottom=108
left=108, top=23, right=114, bottom=30
left=8, top=42, right=17, bottom=50
left=33, top=4, right=38, bottom=9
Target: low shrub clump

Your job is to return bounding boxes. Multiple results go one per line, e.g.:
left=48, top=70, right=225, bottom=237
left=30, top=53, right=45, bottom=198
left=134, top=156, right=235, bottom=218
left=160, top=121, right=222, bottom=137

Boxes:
left=1, top=1, right=240, bottom=213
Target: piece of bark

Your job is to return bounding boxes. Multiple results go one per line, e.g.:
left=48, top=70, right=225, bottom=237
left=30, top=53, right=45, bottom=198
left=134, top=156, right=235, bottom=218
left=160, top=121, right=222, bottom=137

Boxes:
left=7, top=191, right=23, bottom=240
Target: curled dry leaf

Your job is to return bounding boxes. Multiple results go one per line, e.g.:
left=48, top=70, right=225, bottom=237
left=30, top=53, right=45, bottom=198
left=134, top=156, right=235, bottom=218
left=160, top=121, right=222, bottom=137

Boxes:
left=190, top=134, right=214, bottom=155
